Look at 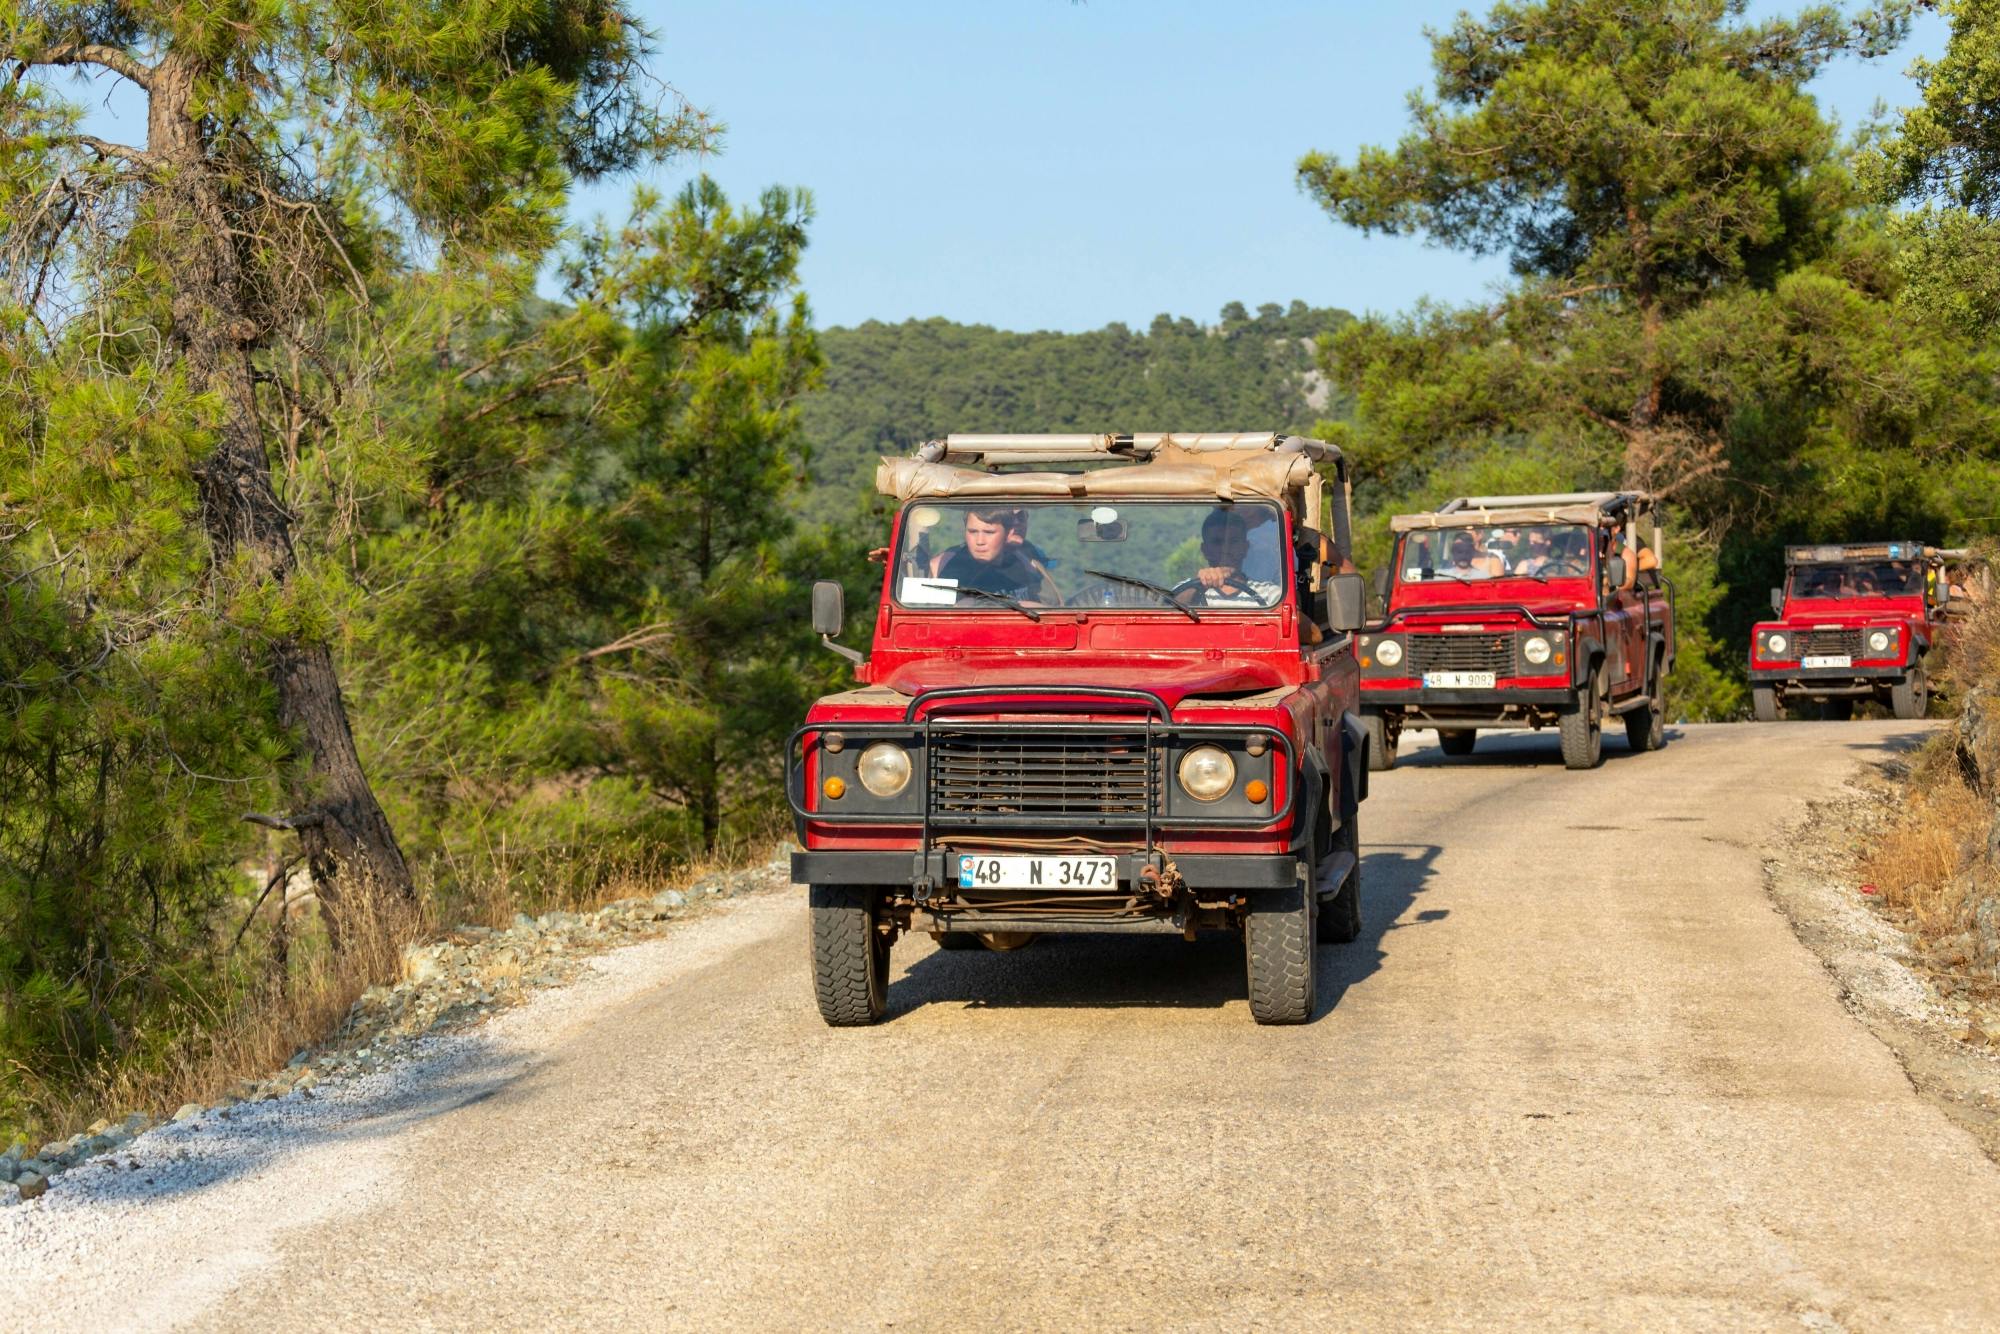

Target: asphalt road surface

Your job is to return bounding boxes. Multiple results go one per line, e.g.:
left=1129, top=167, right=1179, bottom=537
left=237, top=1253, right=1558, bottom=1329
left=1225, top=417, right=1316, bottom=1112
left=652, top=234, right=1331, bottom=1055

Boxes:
left=30, top=720, right=2000, bottom=1330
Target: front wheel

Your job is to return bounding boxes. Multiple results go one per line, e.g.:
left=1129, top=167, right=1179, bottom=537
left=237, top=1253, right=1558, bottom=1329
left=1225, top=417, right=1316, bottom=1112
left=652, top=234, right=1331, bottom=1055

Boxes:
left=1245, top=881, right=1316, bottom=1024
left=810, top=885, right=889, bottom=1026
left=1558, top=674, right=1603, bottom=770
left=1363, top=714, right=1397, bottom=771
left=1752, top=685, right=1779, bottom=723
left=1892, top=670, right=1929, bottom=720
left=1437, top=729, right=1477, bottom=757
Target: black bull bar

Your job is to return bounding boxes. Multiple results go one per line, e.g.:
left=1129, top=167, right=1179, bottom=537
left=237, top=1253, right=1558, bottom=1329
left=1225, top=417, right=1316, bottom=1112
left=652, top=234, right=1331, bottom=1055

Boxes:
left=786, top=686, right=1302, bottom=885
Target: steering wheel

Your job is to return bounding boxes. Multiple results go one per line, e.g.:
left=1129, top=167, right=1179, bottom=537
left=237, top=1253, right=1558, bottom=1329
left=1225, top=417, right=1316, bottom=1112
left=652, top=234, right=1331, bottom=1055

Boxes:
left=1541, top=557, right=1588, bottom=576
left=1170, top=572, right=1257, bottom=602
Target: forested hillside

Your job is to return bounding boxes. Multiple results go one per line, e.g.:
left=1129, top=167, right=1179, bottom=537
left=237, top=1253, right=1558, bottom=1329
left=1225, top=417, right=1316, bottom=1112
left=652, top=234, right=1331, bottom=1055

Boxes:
left=798, top=302, right=1352, bottom=525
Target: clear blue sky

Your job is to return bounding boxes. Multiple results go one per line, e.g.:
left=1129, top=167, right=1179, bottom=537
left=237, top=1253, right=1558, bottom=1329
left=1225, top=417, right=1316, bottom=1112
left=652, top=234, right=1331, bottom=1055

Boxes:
left=578, top=1, right=1946, bottom=332
left=58, top=3, right=1946, bottom=332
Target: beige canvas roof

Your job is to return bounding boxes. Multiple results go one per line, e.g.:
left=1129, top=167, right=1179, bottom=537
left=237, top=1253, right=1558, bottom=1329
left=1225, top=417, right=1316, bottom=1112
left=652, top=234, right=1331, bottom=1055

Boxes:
left=876, top=437, right=1329, bottom=505
left=1389, top=492, right=1654, bottom=533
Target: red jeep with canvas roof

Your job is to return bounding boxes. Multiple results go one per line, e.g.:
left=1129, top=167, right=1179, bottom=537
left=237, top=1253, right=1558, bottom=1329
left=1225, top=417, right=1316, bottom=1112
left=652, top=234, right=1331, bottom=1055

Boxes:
left=1358, top=492, right=1675, bottom=770
left=1749, top=542, right=1977, bottom=721
left=790, top=433, right=1370, bottom=1026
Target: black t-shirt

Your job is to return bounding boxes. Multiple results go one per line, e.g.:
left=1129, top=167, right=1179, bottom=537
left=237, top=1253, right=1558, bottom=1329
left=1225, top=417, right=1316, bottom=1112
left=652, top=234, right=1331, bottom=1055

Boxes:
left=938, top=547, right=1041, bottom=597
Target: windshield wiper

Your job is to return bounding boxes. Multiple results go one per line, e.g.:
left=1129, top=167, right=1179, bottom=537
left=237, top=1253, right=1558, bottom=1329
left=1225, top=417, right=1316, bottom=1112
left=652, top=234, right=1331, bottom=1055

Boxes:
left=1084, top=569, right=1201, bottom=621
left=952, top=585, right=1042, bottom=621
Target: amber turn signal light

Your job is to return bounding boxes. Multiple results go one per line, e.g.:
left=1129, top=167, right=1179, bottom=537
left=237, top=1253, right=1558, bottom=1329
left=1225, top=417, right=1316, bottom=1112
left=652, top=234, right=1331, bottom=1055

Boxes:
left=821, top=776, right=846, bottom=800
left=1245, top=779, right=1269, bottom=804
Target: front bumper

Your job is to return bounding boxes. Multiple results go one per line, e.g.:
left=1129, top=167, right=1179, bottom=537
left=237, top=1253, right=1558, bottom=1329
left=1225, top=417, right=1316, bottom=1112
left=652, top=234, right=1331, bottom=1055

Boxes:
left=1750, top=664, right=1908, bottom=696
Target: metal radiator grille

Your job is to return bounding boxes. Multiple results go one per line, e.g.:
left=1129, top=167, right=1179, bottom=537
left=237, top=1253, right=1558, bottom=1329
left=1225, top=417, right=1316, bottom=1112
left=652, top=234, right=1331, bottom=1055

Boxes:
left=929, top=732, right=1159, bottom=820
left=1802, top=628, right=1861, bottom=657
left=1408, top=634, right=1514, bottom=676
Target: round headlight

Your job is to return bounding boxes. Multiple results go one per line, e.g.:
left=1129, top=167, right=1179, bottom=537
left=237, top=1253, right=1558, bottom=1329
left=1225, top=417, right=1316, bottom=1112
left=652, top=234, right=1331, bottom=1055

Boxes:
left=857, top=743, right=911, bottom=797
left=1177, top=746, right=1237, bottom=802
left=1376, top=638, right=1404, bottom=667
left=1523, top=636, right=1552, bottom=665
left=1766, top=632, right=1788, bottom=656
left=1868, top=629, right=1891, bottom=653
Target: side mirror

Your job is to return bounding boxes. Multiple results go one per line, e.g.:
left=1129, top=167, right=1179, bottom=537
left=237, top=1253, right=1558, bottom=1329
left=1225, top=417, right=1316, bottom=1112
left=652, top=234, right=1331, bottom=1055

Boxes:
left=1769, top=587, right=1783, bottom=616
left=1328, top=572, right=1365, bottom=632
left=1605, top=556, right=1627, bottom=589
left=811, top=580, right=845, bottom=637
left=1370, top=567, right=1391, bottom=603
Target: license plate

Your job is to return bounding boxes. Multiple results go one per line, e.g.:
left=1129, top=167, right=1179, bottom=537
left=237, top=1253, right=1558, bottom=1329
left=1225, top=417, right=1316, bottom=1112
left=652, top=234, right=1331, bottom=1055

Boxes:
left=1424, top=671, right=1496, bottom=689
left=957, top=855, right=1117, bottom=890
left=1801, top=654, right=1852, bottom=669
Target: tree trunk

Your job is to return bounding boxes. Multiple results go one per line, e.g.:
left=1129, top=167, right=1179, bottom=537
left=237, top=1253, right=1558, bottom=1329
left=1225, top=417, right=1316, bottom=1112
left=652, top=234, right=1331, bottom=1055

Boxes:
left=153, top=54, right=415, bottom=910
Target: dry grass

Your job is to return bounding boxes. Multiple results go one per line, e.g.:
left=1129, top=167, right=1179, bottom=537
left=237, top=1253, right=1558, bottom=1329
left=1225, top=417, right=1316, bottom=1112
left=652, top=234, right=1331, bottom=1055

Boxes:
left=1859, top=767, right=1995, bottom=938
left=1856, top=550, right=2000, bottom=957
left=14, top=887, right=422, bottom=1145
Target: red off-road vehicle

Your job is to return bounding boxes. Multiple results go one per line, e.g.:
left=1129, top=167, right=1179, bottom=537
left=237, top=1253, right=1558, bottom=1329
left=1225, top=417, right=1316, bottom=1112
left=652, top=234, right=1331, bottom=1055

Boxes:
left=1358, top=493, right=1675, bottom=770
left=790, top=433, right=1370, bottom=1026
left=1748, top=543, right=1981, bottom=721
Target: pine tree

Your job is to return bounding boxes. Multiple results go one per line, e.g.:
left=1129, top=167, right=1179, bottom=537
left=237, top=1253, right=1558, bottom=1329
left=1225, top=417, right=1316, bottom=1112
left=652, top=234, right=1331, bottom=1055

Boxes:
left=2, top=1, right=705, bottom=909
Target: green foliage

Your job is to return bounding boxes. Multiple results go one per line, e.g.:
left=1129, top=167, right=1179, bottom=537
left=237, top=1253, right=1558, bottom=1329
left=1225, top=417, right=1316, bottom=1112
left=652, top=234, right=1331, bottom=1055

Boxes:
left=799, top=301, right=1353, bottom=527
left=1864, top=0, right=2000, bottom=334
left=1302, top=0, right=2000, bottom=716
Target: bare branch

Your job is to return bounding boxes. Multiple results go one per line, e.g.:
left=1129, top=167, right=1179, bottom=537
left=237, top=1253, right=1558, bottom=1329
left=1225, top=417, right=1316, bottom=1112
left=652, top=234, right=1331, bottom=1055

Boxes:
left=32, top=42, right=157, bottom=91
left=47, top=134, right=156, bottom=168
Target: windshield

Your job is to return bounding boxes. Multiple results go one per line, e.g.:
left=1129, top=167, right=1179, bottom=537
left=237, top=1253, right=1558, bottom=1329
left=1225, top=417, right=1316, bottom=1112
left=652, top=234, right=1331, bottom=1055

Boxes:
left=1396, top=524, right=1593, bottom=583
left=891, top=499, right=1288, bottom=611
left=1787, top=560, right=1923, bottom=600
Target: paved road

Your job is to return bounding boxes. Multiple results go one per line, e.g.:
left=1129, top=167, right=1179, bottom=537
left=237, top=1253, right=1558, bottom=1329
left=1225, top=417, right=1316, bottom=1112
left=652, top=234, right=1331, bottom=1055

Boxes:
left=33, top=721, right=2000, bottom=1330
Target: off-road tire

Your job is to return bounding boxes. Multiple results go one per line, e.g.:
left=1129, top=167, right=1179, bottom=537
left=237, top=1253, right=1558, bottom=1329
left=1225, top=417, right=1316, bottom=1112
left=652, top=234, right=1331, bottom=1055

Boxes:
left=1623, top=697, right=1664, bottom=752
left=1892, top=670, right=1929, bottom=721
left=1245, top=881, right=1316, bottom=1024
left=1822, top=697, right=1855, bottom=722
left=1752, top=685, right=1779, bottom=723
left=1364, top=714, right=1397, bottom=771
left=809, top=885, right=888, bottom=1026
left=1317, top=808, right=1363, bottom=944
left=933, top=932, right=982, bottom=951
left=1437, top=729, right=1477, bottom=757
left=1558, top=671, right=1603, bottom=770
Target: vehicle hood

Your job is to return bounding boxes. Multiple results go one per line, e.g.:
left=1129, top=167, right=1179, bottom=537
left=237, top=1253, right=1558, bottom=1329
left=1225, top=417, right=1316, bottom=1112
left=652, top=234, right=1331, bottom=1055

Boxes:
left=876, top=656, right=1286, bottom=707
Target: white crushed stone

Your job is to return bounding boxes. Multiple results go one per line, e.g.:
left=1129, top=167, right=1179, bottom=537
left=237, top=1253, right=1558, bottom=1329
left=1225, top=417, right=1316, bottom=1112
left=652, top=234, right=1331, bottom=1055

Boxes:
left=0, top=884, right=794, bottom=1333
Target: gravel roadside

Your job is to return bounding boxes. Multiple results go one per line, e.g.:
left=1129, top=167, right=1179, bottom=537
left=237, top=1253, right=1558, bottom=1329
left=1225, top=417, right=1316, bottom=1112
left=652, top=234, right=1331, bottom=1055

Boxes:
left=1765, top=768, right=2000, bottom=1162
left=0, top=856, right=796, bottom=1334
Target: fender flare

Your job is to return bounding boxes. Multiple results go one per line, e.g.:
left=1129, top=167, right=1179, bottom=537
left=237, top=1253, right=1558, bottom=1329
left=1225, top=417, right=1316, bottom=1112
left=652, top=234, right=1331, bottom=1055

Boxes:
left=1340, top=711, right=1368, bottom=811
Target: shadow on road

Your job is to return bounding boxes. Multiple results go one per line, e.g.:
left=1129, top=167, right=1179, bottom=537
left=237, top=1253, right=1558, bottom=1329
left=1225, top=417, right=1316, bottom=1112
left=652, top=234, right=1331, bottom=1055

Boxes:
left=1396, top=726, right=1681, bottom=769
left=889, top=843, right=1446, bottom=1024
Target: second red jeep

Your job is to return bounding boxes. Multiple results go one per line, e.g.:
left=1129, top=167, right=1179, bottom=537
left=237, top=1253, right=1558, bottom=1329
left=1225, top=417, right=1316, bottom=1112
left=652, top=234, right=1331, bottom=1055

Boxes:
left=1358, top=492, right=1675, bottom=769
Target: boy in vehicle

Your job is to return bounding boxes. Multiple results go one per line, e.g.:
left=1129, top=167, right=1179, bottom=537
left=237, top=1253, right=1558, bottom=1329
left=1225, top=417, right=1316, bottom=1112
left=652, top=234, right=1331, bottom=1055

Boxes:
left=931, top=506, right=1046, bottom=599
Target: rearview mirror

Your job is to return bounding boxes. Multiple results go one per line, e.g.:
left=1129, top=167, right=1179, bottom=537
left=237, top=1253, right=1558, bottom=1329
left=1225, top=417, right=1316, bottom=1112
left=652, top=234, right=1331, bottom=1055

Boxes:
left=1328, top=572, right=1365, bottom=632
left=1769, top=587, right=1783, bottom=615
left=1605, top=556, right=1627, bottom=589
left=811, top=580, right=845, bottom=637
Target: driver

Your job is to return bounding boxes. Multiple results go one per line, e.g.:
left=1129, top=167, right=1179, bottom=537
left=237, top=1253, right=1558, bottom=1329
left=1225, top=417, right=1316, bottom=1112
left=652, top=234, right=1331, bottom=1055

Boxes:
left=1515, top=529, right=1554, bottom=574
left=1180, top=509, right=1281, bottom=606
left=933, top=507, right=1044, bottom=599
